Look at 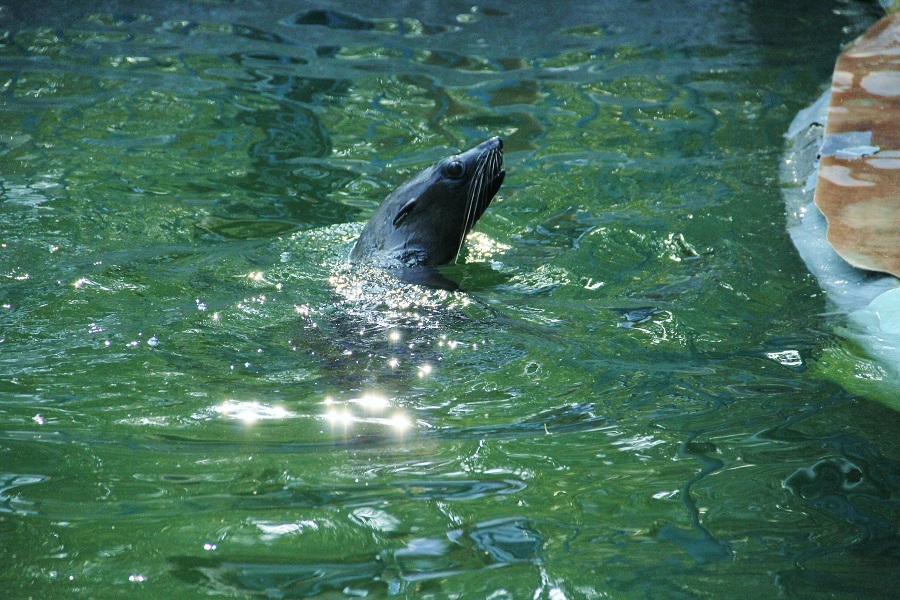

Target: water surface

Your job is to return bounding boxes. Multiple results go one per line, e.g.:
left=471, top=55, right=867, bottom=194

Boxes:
left=1, top=1, right=898, bottom=598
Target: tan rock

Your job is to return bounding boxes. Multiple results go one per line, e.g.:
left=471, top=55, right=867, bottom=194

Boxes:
left=815, top=14, right=900, bottom=277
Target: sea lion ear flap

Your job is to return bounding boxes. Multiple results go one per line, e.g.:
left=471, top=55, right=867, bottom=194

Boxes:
left=392, top=197, right=418, bottom=227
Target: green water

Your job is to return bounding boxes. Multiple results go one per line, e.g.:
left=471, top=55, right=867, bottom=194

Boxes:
left=1, top=1, right=898, bottom=598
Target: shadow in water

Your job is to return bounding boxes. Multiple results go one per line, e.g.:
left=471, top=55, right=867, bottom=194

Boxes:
left=170, top=517, right=541, bottom=597
left=657, top=437, right=733, bottom=563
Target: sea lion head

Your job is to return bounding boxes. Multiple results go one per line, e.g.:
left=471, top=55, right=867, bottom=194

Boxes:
left=350, top=137, right=505, bottom=268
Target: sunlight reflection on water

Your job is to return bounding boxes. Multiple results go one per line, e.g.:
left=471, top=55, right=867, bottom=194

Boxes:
left=323, top=394, right=412, bottom=436
left=210, top=400, right=296, bottom=423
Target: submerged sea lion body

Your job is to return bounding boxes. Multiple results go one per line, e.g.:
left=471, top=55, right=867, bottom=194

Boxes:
left=350, top=137, right=505, bottom=271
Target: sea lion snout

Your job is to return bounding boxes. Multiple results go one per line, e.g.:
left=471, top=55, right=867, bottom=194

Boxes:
left=472, top=136, right=502, bottom=155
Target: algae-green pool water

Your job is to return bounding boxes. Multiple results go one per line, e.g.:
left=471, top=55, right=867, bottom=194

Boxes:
left=1, top=1, right=897, bottom=598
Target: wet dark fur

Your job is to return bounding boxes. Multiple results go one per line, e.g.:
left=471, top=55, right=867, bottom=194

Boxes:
left=350, top=137, right=505, bottom=270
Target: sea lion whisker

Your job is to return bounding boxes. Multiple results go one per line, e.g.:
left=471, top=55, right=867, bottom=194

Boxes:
left=457, top=155, right=487, bottom=260
left=477, top=150, right=496, bottom=216
left=472, top=155, right=488, bottom=206
left=484, top=149, right=499, bottom=210
left=455, top=187, right=474, bottom=261
left=469, top=153, right=490, bottom=227
left=465, top=157, right=490, bottom=247
left=465, top=150, right=489, bottom=228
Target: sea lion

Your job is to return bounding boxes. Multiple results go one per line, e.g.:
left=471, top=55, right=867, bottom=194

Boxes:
left=350, top=137, right=505, bottom=277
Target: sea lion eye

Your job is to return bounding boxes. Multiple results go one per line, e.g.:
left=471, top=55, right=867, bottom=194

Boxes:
left=444, top=160, right=465, bottom=179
